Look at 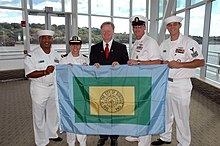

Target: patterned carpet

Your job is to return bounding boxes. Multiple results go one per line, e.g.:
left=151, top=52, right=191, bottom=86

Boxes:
left=0, top=79, right=219, bottom=146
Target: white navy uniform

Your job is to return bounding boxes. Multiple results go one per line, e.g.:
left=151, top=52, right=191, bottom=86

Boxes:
left=24, top=47, right=61, bottom=146
left=60, top=53, right=89, bottom=66
left=129, top=34, right=161, bottom=146
left=60, top=52, right=89, bottom=146
left=130, top=34, right=161, bottom=61
left=159, top=34, right=204, bottom=146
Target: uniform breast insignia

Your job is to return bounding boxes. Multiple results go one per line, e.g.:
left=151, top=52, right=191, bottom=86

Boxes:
left=54, top=58, right=59, bottom=63
left=38, top=60, right=45, bottom=63
left=134, top=17, right=140, bottom=22
left=190, top=47, right=198, bottom=57
left=136, top=43, right=143, bottom=51
left=99, top=89, right=124, bottom=113
left=175, top=47, right=185, bottom=54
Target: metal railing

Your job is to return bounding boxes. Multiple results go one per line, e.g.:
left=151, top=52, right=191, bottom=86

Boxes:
left=0, top=48, right=89, bottom=60
left=0, top=48, right=220, bottom=82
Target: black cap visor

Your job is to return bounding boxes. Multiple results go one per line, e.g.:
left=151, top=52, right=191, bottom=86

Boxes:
left=132, top=20, right=145, bottom=26
left=69, top=40, right=82, bottom=45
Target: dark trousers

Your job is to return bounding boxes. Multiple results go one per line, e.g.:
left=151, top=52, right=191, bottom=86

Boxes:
left=100, top=135, right=119, bottom=140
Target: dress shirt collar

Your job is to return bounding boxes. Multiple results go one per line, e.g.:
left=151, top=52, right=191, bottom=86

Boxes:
left=103, top=39, right=113, bottom=50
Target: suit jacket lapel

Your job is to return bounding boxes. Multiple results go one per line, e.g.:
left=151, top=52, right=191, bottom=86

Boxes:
left=109, top=40, right=115, bottom=55
left=98, top=42, right=104, bottom=55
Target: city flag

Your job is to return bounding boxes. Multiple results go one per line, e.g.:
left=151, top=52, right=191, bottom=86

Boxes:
left=56, top=64, right=168, bottom=136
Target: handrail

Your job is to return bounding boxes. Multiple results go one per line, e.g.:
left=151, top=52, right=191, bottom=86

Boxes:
left=208, top=51, right=220, bottom=54
left=0, top=49, right=220, bottom=68
left=0, top=49, right=89, bottom=60
left=206, top=63, right=220, bottom=69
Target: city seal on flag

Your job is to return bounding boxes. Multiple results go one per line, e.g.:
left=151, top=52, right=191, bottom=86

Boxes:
left=100, top=89, right=124, bottom=113
left=56, top=64, right=168, bottom=136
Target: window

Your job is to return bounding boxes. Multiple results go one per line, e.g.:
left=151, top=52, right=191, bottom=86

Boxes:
left=78, top=15, right=89, bottom=55
left=188, top=6, right=204, bottom=77
left=0, top=0, right=21, bottom=8
left=32, top=0, right=62, bottom=11
left=176, top=0, right=185, bottom=11
left=132, top=0, right=146, bottom=16
left=0, top=9, right=24, bottom=70
left=28, top=15, right=45, bottom=51
left=91, top=16, right=111, bottom=44
left=65, top=0, right=71, bottom=12
left=78, top=0, right=88, bottom=14
left=0, top=9, right=23, bottom=47
left=189, top=5, right=205, bottom=42
left=159, top=0, right=166, bottom=18
left=191, top=0, right=203, bottom=5
left=51, top=16, right=66, bottom=52
left=114, top=18, right=129, bottom=44
left=177, top=13, right=185, bottom=34
left=91, top=0, right=110, bottom=16
left=206, top=0, right=220, bottom=82
left=113, top=0, right=130, bottom=17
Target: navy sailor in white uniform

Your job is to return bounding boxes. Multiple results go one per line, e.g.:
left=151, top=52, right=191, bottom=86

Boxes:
left=24, top=30, right=62, bottom=146
left=60, top=35, right=88, bottom=146
left=151, top=16, right=205, bottom=146
left=125, top=15, right=161, bottom=146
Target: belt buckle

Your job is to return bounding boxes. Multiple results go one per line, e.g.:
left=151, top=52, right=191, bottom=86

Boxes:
left=168, top=78, right=173, bottom=82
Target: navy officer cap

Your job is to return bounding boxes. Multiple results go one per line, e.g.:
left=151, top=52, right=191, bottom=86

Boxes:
left=130, top=15, right=148, bottom=26
left=69, top=35, right=82, bottom=45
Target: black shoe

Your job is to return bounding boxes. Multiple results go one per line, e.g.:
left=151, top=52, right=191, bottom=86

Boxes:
left=111, top=139, right=118, bottom=146
left=151, top=139, right=171, bottom=145
left=97, top=138, right=106, bottom=146
left=49, top=137, right=63, bottom=141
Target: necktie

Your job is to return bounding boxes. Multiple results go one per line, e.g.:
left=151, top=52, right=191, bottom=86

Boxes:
left=105, top=43, right=109, bottom=58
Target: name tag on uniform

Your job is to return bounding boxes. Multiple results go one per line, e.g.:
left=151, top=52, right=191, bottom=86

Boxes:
left=175, top=47, right=185, bottom=54
left=38, top=60, right=45, bottom=63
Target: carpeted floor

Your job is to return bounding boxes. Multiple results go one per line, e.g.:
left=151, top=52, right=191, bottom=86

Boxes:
left=0, top=79, right=219, bottom=146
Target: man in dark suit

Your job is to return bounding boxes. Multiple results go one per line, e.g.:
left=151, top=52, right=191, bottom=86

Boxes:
left=89, top=21, right=129, bottom=146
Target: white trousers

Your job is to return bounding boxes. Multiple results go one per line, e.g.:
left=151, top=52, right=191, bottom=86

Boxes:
left=30, top=82, right=59, bottom=146
left=67, top=132, right=87, bottom=146
left=160, top=78, right=192, bottom=146
left=125, top=135, right=151, bottom=146
left=138, top=135, right=151, bottom=146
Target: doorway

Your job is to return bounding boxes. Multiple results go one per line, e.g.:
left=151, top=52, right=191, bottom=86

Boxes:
left=28, top=10, right=71, bottom=55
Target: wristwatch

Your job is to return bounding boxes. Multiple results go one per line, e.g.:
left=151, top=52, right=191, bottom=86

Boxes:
left=137, top=60, right=140, bottom=65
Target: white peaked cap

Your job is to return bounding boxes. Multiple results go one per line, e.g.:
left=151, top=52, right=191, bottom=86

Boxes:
left=37, top=30, right=54, bottom=37
left=164, top=16, right=183, bottom=25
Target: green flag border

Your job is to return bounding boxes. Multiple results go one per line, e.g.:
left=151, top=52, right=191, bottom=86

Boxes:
left=73, top=77, right=152, bottom=125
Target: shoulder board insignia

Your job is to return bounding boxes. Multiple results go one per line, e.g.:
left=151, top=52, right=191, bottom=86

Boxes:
left=25, top=54, right=31, bottom=57
left=61, top=54, right=68, bottom=58
left=82, top=54, right=88, bottom=58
